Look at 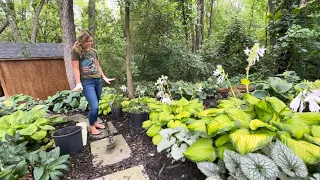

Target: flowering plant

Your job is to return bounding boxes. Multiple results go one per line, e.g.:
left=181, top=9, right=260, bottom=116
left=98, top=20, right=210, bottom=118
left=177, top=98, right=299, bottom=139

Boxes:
left=290, top=80, right=320, bottom=112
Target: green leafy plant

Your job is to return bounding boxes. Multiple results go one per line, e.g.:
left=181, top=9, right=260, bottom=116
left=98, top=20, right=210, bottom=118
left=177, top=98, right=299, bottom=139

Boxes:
left=0, top=97, right=15, bottom=116
left=0, top=133, right=31, bottom=180
left=109, top=94, right=125, bottom=109
left=0, top=105, right=66, bottom=142
left=44, top=90, right=82, bottom=113
left=26, top=147, right=69, bottom=180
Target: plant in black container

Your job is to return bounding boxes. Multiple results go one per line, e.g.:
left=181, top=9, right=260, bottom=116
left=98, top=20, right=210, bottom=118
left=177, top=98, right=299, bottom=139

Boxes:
left=109, top=94, right=125, bottom=120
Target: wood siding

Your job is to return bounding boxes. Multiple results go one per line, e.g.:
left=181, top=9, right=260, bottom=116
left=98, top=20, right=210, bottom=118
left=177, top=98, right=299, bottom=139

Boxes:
left=0, top=58, right=70, bottom=100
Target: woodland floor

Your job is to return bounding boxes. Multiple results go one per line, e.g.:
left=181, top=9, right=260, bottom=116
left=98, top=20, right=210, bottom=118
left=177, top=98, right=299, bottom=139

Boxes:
left=58, top=111, right=207, bottom=180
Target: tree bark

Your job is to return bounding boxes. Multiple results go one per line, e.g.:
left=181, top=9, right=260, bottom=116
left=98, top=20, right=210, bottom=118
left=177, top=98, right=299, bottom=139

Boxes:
left=31, top=0, right=45, bottom=43
left=208, top=0, right=214, bottom=38
left=88, top=0, right=96, bottom=43
left=0, top=0, right=21, bottom=42
left=195, top=0, right=203, bottom=51
left=56, top=0, right=76, bottom=89
left=124, top=1, right=134, bottom=99
left=0, top=18, right=9, bottom=34
left=181, top=0, right=189, bottom=49
left=200, top=0, right=204, bottom=43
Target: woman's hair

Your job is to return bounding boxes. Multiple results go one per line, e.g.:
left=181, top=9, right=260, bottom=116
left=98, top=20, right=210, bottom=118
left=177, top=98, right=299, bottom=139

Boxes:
left=72, top=30, right=92, bottom=56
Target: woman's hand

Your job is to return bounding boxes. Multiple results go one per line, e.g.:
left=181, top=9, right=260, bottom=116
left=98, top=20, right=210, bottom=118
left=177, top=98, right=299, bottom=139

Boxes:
left=103, top=77, right=115, bottom=84
left=72, top=83, right=83, bottom=91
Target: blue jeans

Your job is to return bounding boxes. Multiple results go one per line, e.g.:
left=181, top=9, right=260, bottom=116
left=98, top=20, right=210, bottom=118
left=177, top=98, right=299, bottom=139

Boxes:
left=81, top=78, right=102, bottom=126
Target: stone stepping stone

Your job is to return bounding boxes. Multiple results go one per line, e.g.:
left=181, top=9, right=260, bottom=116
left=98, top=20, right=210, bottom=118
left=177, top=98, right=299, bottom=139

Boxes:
left=91, top=134, right=131, bottom=166
left=93, top=165, right=149, bottom=180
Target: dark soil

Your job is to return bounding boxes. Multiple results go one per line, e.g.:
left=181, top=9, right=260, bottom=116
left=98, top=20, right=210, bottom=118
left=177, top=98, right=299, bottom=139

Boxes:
left=59, top=111, right=206, bottom=180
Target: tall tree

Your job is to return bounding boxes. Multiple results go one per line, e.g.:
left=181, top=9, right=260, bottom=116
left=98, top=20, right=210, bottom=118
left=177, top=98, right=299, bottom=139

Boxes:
left=181, top=0, right=189, bottom=49
left=56, top=0, right=76, bottom=89
left=124, top=0, right=134, bottom=99
left=208, top=0, right=215, bottom=38
left=0, top=18, right=9, bottom=34
left=31, top=0, right=46, bottom=42
left=88, top=0, right=96, bottom=42
left=0, top=0, right=21, bottom=42
left=195, top=0, right=204, bottom=51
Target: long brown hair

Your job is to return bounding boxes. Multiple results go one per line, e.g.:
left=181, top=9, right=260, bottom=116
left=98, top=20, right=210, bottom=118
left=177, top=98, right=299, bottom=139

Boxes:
left=72, top=30, right=92, bottom=56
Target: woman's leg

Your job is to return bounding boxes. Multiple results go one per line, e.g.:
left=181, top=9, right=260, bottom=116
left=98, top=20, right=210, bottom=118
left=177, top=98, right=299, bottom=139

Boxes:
left=93, top=78, right=104, bottom=129
left=82, top=79, right=100, bottom=134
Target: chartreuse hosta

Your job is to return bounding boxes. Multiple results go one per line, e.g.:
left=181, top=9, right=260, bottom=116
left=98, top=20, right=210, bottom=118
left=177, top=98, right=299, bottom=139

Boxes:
left=0, top=105, right=66, bottom=142
left=142, top=94, right=320, bottom=179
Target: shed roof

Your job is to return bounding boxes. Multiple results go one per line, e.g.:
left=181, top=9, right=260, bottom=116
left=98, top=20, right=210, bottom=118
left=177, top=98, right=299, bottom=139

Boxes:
left=0, top=42, right=64, bottom=59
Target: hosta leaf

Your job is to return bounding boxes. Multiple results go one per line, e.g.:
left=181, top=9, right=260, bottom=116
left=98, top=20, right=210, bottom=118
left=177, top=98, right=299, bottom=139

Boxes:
left=269, top=77, right=292, bottom=93
left=226, top=108, right=251, bottom=128
left=279, top=131, right=320, bottom=164
left=311, top=126, right=320, bottom=137
left=157, top=136, right=176, bottom=153
left=146, top=124, right=162, bottom=137
left=149, top=112, right=159, bottom=121
left=291, top=112, right=320, bottom=126
left=217, top=143, right=236, bottom=160
left=31, top=130, right=47, bottom=141
left=177, top=97, right=189, bottom=106
left=196, top=162, right=220, bottom=177
left=187, top=120, right=207, bottom=134
left=34, top=118, right=49, bottom=126
left=18, top=124, right=38, bottom=135
left=271, top=119, right=310, bottom=139
left=39, top=125, right=55, bottom=131
left=152, top=134, right=162, bottom=145
left=240, top=153, right=279, bottom=180
left=184, top=138, right=216, bottom=162
left=254, top=100, right=274, bottom=122
left=215, top=134, right=230, bottom=147
left=304, top=134, right=320, bottom=146
left=243, top=94, right=261, bottom=105
left=171, top=143, right=188, bottom=160
left=271, top=140, right=308, bottom=178
left=266, top=97, right=287, bottom=114
left=249, top=119, right=277, bottom=131
left=207, top=114, right=237, bottom=137
left=252, top=90, right=270, bottom=99
left=230, top=129, right=273, bottom=154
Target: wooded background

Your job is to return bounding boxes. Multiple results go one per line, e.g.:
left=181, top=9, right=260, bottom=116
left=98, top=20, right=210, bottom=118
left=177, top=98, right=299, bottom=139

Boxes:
left=0, top=0, right=319, bottom=97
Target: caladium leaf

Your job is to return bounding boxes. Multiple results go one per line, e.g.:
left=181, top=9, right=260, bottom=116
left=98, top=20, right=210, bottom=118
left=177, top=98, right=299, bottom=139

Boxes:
left=230, top=129, right=273, bottom=154
left=240, top=153, right=279, bottom=180
left=271, top=140, right=308, bottom=178
left=184, top=138, right=216, bottom=162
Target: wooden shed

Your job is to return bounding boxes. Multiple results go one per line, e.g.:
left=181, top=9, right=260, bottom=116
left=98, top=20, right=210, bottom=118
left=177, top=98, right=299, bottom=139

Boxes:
left=0, top=42, right=70, bottom=100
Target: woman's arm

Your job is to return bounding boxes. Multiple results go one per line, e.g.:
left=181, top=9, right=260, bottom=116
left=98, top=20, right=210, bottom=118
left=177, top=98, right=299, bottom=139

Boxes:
left=96, top=59, right=115, bottom=84
left=72, top=60, right=83, bottom=91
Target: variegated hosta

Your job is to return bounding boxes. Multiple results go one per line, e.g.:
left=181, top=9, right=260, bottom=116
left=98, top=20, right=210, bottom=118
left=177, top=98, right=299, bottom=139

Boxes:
left=271, top=140, right=308, bottom=178
left=229, top=129, right=273, bottom=154
left=278, top=131, right=320, bottom=165
left=183, top=138, right=216, bottom=162
left=240, top=153, right=279, bottom=180
left=271, top=119, right=310, bottom=139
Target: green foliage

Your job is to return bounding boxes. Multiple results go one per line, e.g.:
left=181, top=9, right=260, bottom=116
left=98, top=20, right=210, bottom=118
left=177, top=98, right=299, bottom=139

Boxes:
left=26, top=147, right=69, bottom=180
left=121, top=97, right=156, bottom=114
left=44, top=90, right=83, bottom=113
left=0, top=134, right=29, bottom=180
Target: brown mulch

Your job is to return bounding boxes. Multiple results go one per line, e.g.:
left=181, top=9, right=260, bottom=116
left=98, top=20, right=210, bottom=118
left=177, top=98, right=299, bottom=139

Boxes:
left=59, top=112, right=206, bottom=180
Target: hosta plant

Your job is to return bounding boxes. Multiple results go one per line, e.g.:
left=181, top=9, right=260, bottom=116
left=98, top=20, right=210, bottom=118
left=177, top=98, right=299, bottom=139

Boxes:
left=0, top=105, right=66, bottom=142
left=26, top=147, right=69, bottom=180
left=44, top=90, right=82, bottom=113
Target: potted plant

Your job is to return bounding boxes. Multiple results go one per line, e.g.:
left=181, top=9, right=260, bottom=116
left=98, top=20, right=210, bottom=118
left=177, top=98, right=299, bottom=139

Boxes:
left=122, top=97, right=151, bottom=130
left=109, top=94, right=125, bottom=120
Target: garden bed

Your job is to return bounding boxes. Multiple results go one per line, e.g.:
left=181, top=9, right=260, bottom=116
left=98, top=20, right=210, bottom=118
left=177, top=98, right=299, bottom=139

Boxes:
left=60, top=112, right=206, bottom=180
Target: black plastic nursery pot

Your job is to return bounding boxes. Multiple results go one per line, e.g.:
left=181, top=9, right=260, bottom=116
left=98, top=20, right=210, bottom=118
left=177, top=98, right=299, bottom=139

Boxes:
left=111, top=108, right=123, bottom=120
left=52, top=126, right=83, bottom=155
left=130, top=113, right=149, bottom=130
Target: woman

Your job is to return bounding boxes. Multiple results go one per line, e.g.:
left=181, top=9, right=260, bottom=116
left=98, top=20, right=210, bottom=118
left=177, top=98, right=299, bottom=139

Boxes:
left=71, top=30, right=115, bottom=135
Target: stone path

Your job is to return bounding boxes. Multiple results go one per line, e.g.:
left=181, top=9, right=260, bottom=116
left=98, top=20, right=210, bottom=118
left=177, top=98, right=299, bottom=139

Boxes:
left=66, top=114, right=150, bottom=180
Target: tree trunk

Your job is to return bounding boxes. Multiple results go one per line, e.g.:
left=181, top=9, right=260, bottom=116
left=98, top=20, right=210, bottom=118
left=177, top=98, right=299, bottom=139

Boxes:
left=0, top=0, right=21, bottom=42
left=124, top=1, right=134, bottom=99
left=268, top=0, right=276, bottom=45
left=195, top=0, right=203, bottom=51
left=56, top=0, right=76, bottom=89
left=88, top=0, right=96, bottom=43
left=181, top=0, right=189, bottom=49
left=0, top=18, right=9, bottom=34
left=31, top=0, right=45, bottom=43
left=200, top=0, right=204, bottom=43
left=208, top=0, right=214, bottom=38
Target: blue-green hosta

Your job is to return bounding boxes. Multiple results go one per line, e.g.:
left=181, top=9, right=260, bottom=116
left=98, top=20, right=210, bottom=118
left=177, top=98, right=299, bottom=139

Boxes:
left=0, top=105, right=66, bottom=142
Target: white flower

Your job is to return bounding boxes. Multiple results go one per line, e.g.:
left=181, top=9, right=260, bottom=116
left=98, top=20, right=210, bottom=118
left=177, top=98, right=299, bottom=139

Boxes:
left=290, top=91, right=304, bottom=112
left=304, top=90, right=320, bottom=112
left=217, top=76, right=224, bottom=84
left=198, top=86, right=203, bottom=92
left=244, top=47, right=250, bottom=55
left=213, top=69, right=222, bottom=77
left=161, top=95, right=172, bottom=104
left=120, top=85, right=127, bottom=93
left=257, top=47, right=266, bottom=57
